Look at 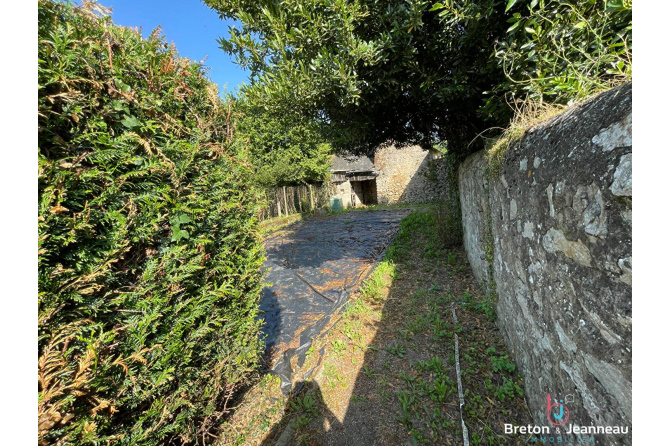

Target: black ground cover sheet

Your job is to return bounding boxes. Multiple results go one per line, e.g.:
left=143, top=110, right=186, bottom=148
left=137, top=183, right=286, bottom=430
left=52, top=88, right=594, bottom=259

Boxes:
left=259, top=210, right=410, bottom=393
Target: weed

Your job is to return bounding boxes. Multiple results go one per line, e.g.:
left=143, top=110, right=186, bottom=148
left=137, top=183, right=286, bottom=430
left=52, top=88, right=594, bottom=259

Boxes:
left=289, top=394, right=319, bottom=429
left=462, top=291, right=496, bottom=322
left=341, top=319, right=364, bottom=344
left=447, top=252, right=457, bottom=265
left=432, top=314, right=449, bottom=339
left=397, top=391, right=416, bottom=426
left=472, top=432, right=481, bottom=446
left=435, top=293, right=451, bottom=306
left=291, top=414, right=312, bottom=429
left=495, top=377, right=524, bottom=402
left=378, top=388, right=391, bottom=402
left=331, top=339, right=347, bottom=356
left=360, top=261, right=395, bottom=301
left=414, top=288, right=429, bottom=302
left=407, top=314, right=429, bottom=334
left=491, top=354, right=516, bottom=374
left=398, top=370, right=416, bottom=386
left=415, top=357, right=444, bottom=374
left=323, top=363, right=344, bottom=390
left=290, top=394, right=319, bottom=417
left=343, top=298, right=368, bottom=319
left=363, top=365, right=375, bottom=378
left=432, top=377, right=449, bottom=403
left=304, top=344, right=316, bottom=360
left=386, top=342, right=406, bottom=358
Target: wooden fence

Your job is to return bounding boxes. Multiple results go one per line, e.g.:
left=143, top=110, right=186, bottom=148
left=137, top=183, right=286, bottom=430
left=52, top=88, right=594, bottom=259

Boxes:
left=257, top=183, right=332, bottom=221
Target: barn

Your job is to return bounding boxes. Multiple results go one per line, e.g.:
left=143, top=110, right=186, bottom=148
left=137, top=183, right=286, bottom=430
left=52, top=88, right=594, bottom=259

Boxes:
left=329, top=144, right=442, bottom=208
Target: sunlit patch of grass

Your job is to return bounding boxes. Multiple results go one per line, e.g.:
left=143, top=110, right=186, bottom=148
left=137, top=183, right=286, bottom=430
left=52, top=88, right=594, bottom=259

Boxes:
left=360, top=260, right=396, bottom=301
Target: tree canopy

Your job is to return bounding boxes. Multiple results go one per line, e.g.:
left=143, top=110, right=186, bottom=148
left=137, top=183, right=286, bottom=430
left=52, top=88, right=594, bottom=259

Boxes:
left=236, top=102, right=332, bottom=186
left=205, top=0, right=631, bottom=156
left=206, top=0, right=509, bottom=154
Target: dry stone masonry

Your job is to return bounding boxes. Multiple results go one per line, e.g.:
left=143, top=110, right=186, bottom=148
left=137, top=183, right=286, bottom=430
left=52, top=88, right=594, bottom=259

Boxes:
left=459, top=83, right=632, bottom=443
left=375, top=144, right=441, bottom=204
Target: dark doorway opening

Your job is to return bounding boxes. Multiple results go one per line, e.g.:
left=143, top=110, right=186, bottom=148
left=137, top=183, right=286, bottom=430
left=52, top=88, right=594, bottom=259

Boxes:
left=351, top=179, right=378, bottom=207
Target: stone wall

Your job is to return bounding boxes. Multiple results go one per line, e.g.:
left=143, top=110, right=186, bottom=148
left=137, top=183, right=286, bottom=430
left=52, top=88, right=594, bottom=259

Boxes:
left=459, top=83, right=632, bottom=442
left=374, top=144, right=441, bottom=204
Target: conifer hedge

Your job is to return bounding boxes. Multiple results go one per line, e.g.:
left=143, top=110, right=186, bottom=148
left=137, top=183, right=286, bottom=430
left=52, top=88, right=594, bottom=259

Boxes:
left=38, top=1, right=264, bottom=444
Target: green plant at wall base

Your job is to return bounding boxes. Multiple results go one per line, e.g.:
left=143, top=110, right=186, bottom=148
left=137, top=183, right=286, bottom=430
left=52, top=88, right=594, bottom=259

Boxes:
left=479, top=190, right=500, bottom=313
left=491, top=355, right=516, bottom=374
left=432, top=201, right=463, bottom=249
left=463, top=290, right=496, bottom=323
left=425, top=152, right=463, bottom=249
left=494, top=377, right=524, bottom=402
left=38, top=2, right=264, bottom=444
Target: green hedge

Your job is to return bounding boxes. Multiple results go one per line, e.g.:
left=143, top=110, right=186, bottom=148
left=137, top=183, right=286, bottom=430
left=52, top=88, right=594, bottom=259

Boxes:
left=38, top=1, right=264, bottom=444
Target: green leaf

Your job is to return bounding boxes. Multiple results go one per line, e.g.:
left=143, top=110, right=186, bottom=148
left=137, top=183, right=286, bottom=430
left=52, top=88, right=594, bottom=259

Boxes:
left=121, top=115, right=140, bottom=129
left=507, top=21, right=521, bottom=32
left=171, top=228, right=190, bottom=242
left=114, top=78, right=131, bottom=93
left=605, top=0, right=625, bottom=13
left=505, top=0, right=518, bottom=13
left=110, top=100, right=127, bottom=112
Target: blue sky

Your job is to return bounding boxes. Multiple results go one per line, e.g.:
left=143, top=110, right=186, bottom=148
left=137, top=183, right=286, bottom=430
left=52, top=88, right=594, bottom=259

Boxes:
left=103, top=0, right=249, bottom=96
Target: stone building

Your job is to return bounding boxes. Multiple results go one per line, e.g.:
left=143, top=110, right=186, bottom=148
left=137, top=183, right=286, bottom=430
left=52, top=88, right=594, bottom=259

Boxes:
left=329, top=154, right=379, bottom=208
left=329, top=144, right=442, bottom=207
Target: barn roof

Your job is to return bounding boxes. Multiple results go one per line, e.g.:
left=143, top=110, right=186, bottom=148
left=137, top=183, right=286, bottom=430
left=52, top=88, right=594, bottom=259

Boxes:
left=329, top=154, right=376, bottom=173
